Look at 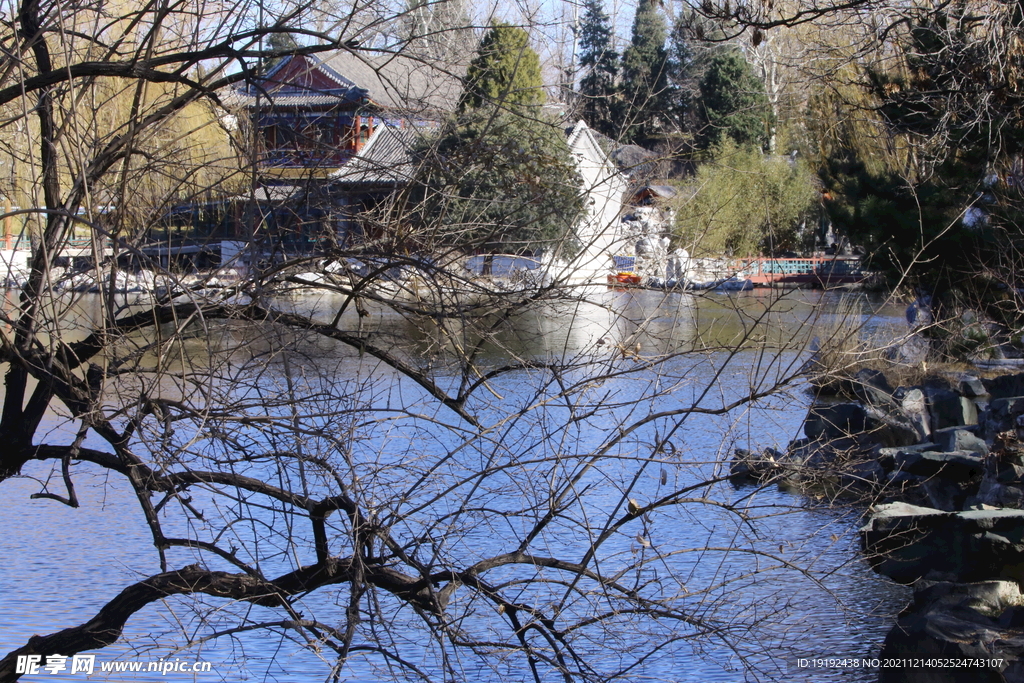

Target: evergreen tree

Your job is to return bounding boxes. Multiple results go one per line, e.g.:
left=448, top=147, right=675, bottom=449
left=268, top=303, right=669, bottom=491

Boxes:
left=460, top=22, right=545, bottom=113
left=667, top=12, right=727, bottom=146
left=412, top=23, right=584, bottom=255
left=576, top=0, right=618, bottom=137
left=696, top=48, right=772, bottom=151
left=620, top=0, right=670, bottom=145
left=264, top=32, right=298, bottom=70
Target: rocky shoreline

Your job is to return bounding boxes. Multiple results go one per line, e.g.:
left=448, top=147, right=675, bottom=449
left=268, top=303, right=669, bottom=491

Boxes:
left=733, top=368, right=1024, bottom=682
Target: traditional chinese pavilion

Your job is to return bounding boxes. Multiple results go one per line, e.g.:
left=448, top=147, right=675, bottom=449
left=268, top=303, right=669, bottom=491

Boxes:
left=236, top=51, right=461, bottom=179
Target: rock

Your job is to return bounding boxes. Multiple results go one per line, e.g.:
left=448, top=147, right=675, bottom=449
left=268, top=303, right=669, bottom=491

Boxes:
left=933, top=427, right=990, bottom=455
left=926, top=386, right=978, bottom=430
left=837, top=460, right=887, bottom=493
left=900, top=388, right=932, bottom=440
left=997, top=462, right=1024, bottom=485
left=921, top=477, right=978, bottom=511
left=893, top=450, right=986, bottom=480
left=861, top=504, right=1024, bottom=584
left=960, top=375, right=989, bottom=398
left=970, top=478, right=1024, bottom=509
left=853, top=368, right=894, bottom=407
left=883, top=470, right=931, bottom=506
left=803, top=403, right=869, bottom=441
left=980, top=397, right=1024, bottom=441
left=863, top=404, right=923, bottom=447
left=730, top=447, right=785, bottom=483
left=983, top=372, right=1024, bottom=399
left=878, top=580, right=1024, bottom=683
left=878, top=443, right=938, bottom=470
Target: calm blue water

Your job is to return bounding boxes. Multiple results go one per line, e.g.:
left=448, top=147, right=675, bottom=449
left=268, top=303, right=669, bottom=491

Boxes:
left=0, top=288, right=910, bottom=682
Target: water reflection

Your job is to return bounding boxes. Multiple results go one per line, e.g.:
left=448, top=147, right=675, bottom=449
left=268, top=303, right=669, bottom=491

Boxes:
left=0, top=287, right=909, bottom=682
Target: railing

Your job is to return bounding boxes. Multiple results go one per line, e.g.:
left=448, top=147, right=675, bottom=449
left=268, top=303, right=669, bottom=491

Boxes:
left=0, top=234, right=113, bottom=251
left=736, top=256, right=863, bottom=282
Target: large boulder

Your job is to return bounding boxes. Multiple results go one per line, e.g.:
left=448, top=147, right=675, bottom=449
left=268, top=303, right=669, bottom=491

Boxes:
left=925, top=385, right=979, bottom=430
left=860, top=503, right=1024, bottom=584
left=933, top=427, right=989, bottom=455
left=804, top=402, right=921, bottom=447
left=864, top=404, right=925, bottom=447
left=960, top=375, right=989, bottom=398
left=878, top=580, right=1024, bottom=683
left=730, top=447, right=786, bottom=483
left=803, top=403, right=869, bottom=441
left=983, top=372, right=1024, bottom=399
left=853, top=367, right=895, bottom=407
left=981, top=397, right=1024, bottom=442
left=892, top=450, right=986, bottom=480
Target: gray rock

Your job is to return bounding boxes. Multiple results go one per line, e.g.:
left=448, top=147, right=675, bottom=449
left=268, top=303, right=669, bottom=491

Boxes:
left=933, top=427, right=990, bottom=455
left=983, top=372, right=1024, bottom=399
left=900, top=388, right=932, bottom=440
left=893, top=450, right=986, bottom=480
left=922, top=477, right=978, bottom=511
left=838, top=460, right=886, bottom=493
left=926, top=386, right=978, bottom=430
left=897, top=334, right=931, bottom=364
left=863, top=404, right=923, bottom=447
left=970, top=478, right=1024, bottom=509
left=853, top=367, right=894, bottom=407
left=730, top=447, right=785, bottom=483
left=861, top=504, right=1024, bottom=584
left=997, top=463, right=1024, bottom=485
left=960, top=375, right=989, bottom=398
left=878, top=580, right=1024, bottom=683
left=980, top=397, right=1024, bottom=441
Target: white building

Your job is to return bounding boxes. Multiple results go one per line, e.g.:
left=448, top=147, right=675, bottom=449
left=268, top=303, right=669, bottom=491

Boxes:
left=552, top=120, right=630, bottom=285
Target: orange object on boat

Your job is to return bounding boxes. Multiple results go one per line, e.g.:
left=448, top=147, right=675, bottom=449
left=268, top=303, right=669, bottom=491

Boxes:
left=614, top=272, right=641, bottom=285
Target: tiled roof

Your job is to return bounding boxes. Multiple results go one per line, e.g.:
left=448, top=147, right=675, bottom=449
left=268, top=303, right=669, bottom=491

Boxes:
left=331, top=125, right=424, bottom=186
left=237, top=51, right=463, bottom=116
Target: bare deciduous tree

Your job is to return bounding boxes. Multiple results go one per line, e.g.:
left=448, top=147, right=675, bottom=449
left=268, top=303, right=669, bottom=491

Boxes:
left=0, top=1, right=870, bottom=681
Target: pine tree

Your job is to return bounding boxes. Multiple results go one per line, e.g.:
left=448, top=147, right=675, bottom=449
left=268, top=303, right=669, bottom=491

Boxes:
left=577, top=0, right=618, bottom=137
left=696, top=48, right=772, bottom=151
left=620, top=0, right=670, bottom=145
left=416, top=22, right=583, bottom=255
left=460, top=22, right=545, bottom=113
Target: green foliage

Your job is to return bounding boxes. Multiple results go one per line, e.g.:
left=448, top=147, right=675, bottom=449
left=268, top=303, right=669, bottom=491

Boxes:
left=696, top=48, right=772, bottom=152
left=667, top=12, right=730, bottom=147
left=263, top=32, right=299, bottom=70
left=577, top=0, right=618, bottom=137
left=620, top=0, right=670, bottom=145
left=817, top=4, right=1024, bottom=292
left=411, top=112, right=585, bottom=254
left=424, top=23, right=581, bottom=254
left=675, top=142, right=819, bottom=256
left=460, top=22, right=545, bottom=113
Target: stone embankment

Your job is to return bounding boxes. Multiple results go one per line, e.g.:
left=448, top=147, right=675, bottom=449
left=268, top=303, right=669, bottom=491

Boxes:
left=733, top=369, right=1024, bottom=682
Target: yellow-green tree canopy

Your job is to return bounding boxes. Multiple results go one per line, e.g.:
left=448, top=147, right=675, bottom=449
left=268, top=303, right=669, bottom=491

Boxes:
left=459, top=21, right=545, bottom=112
left=675, top=142, right=819, bottom=256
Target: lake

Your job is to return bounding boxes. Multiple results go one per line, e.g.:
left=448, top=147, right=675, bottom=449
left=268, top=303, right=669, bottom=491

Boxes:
left=0, top=286, right=910, bottom=682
